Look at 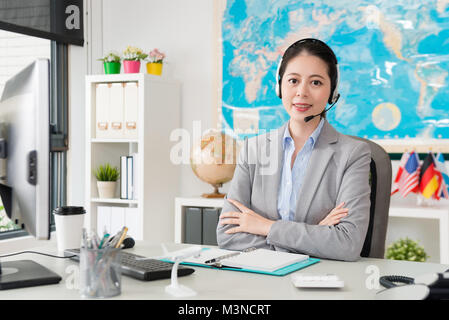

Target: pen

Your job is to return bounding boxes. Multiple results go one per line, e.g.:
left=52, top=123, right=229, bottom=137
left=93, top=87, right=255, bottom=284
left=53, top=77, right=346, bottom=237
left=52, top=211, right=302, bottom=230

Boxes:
left=107, top=228, right=125, bottom=248
left=98, top=233, right=110, bottom=249
left=82, top=228, right=87, bottom=248
left=114, top=227, right=128, bottom=248
left=205, top=251, right=240, bottom=264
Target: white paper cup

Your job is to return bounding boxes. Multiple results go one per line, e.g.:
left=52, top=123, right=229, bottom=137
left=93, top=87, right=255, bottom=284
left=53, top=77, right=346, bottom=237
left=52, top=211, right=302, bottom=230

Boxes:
left=54, top=206, right=86, bottom=252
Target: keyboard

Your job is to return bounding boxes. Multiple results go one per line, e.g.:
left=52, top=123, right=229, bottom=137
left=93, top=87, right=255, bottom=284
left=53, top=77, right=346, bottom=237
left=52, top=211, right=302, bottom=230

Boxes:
left=64, top=248, right=195, bottom=281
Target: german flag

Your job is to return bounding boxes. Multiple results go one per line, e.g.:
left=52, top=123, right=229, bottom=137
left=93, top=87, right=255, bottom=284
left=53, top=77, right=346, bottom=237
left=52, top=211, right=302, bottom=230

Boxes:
left=419, top=153, right=440, bottom=199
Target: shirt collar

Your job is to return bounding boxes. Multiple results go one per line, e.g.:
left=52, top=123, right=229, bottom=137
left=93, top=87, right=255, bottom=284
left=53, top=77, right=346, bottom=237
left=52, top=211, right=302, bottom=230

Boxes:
left=282, top=118, right=325, bottom=150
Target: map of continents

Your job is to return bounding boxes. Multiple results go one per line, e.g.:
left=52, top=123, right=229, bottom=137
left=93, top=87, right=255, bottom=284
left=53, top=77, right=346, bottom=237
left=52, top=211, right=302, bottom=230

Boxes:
left=221, top=0, right=449, bottom=140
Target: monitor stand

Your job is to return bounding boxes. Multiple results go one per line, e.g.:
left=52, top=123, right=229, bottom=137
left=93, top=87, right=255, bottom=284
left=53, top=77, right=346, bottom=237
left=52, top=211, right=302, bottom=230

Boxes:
left=0, top=260, right=62, bottom=290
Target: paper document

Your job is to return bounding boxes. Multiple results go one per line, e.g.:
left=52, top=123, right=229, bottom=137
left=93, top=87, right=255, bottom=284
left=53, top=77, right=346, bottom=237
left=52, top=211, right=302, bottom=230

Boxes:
left=184, top=248, right=309, bottom=273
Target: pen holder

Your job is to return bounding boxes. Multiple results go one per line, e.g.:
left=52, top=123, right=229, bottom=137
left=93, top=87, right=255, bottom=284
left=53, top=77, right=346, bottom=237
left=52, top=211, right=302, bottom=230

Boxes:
left=79, top=247, right=122, bottom=299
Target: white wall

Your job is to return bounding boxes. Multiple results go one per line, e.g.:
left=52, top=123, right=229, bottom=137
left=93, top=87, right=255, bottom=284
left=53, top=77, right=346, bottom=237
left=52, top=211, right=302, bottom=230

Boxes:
left=101, top=0, right=221, bottom=197
left=65, top=0, right=445, bottom=262
left=67, top=0, right=221, bottom=210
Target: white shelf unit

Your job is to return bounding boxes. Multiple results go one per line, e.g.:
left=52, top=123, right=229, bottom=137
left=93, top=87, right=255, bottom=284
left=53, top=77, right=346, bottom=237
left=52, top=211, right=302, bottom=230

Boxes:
left=174, top=197, right=449, bottom=263
left=389, top=205, right=449, bottom=264
left=86, top=73, right=181, bottom=242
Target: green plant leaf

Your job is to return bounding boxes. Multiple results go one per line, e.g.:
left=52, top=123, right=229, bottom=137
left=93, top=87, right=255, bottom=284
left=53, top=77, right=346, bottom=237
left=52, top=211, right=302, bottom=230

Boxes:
left=94, top=163, right=120, bottom=181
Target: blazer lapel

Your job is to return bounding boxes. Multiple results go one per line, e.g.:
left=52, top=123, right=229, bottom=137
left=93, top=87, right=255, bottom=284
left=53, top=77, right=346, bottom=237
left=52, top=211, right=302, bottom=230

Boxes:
left=295, top=120, right=339, bottom=221
left=261, top=122, right=287, bottom=219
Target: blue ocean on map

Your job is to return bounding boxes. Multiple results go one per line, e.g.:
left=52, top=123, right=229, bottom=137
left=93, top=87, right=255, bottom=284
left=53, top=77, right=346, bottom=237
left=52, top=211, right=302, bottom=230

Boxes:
left=221, top=0, right=449, bottom=140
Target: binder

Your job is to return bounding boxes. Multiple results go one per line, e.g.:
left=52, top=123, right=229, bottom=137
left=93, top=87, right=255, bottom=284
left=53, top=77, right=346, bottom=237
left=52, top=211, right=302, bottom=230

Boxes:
left=120, top=156, right=128, bottom=199
left=130, top=153, right=138, bottom=200
left=163, top=247, right=320, bottom=276
left=109, top=83, right=124, bottom=138
left=202, top=208, right=220, bottom=245
left=127, top=156, right=133, bottom=199
left=95, top=84, right=110, bottom=138
left=123, top=82, right=138, bottom=139
left=184, top=207, right=202, bottom=244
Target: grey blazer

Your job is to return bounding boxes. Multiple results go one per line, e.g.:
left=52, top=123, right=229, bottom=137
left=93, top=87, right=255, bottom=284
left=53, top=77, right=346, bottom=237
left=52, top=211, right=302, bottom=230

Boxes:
left=216, top=120, right=371, bottom=262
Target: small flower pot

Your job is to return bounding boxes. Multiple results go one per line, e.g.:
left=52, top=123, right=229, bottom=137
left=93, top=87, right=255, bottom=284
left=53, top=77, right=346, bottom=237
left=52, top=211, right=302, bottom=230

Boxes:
left=103, top=62, right=121, bottom=74
left=123, top=60, right=141, bottom=73
left=97, top=181, right=117, bottom=198
left=146, top=62, right=163, bottom=75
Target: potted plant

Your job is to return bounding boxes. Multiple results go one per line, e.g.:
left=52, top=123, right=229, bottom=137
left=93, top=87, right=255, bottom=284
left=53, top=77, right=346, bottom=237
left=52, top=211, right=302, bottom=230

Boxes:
left=98, top=52, right=121, bottom=74
left=122, top=46, right=148, bottom=73
left=146, top=48, right=166, bottom=75
left=385, top=238, right=428, bottom=262
left=94, top=163, right=120, bottom=198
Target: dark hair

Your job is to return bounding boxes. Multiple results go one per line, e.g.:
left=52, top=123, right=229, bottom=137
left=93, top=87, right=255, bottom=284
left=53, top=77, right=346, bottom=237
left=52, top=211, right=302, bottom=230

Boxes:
left=278, top=38, right=338, bottom=104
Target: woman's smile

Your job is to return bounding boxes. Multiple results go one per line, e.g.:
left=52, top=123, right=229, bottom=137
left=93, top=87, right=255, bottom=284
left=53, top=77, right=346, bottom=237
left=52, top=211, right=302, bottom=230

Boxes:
left=293, top=102, right=312, bottom=112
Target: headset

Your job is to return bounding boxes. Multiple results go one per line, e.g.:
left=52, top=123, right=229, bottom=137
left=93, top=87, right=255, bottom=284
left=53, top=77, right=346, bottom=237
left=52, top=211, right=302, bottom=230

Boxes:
left=275, top=38, right=340, bottom=122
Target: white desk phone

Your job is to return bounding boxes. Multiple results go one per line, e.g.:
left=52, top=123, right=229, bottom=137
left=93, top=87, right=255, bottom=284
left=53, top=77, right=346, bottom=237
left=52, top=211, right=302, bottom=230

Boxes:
left=376, top=269, right=449, bottom=300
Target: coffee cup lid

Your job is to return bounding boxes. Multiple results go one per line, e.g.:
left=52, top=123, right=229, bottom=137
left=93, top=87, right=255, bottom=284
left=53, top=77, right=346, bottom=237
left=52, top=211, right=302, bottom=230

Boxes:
left=53, top=206, right=86, bottom=216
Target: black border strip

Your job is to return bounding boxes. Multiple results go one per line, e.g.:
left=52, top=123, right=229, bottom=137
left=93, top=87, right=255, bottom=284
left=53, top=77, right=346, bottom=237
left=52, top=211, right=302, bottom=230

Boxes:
left=0, top=21, right=83, bottom=46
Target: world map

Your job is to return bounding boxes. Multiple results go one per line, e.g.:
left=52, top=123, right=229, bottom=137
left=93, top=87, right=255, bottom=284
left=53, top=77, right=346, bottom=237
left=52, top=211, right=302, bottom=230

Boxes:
left=221, top=0, right=449, bottom=141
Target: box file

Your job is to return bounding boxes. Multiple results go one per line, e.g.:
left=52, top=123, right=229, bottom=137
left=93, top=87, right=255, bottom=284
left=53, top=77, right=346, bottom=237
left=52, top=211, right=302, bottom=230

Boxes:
left=123, top=82, right=138, bottom=139
left=130, top=153, right=139, bottom=200
left=109, top=83, right=124, bottom=138
left=184, top=207, right=202, bottom=244
left=120, top=154, right=139, bottom=200
left=127, top=156, right=133, bottom=199
left=95, top=84, right=110, bottom=138
left=120, top=156, right=128, bottom=199
left=202, top=208, right=220, bottom=245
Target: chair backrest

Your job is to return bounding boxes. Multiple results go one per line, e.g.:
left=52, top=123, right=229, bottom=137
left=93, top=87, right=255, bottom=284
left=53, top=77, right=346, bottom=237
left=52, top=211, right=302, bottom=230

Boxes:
left=350, top=136, right=392, bottom=258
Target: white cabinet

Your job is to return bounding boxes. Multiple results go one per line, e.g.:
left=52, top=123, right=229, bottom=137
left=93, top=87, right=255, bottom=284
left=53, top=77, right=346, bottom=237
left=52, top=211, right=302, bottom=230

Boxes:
left=86, top=73, right=181, bottom=242
left=389, top=206, right=449, bottom=264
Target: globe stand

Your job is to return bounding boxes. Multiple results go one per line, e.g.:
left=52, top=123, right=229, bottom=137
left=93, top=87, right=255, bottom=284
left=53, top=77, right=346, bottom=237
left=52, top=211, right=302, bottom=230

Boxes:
left=201, top=183, right=226, bottom=198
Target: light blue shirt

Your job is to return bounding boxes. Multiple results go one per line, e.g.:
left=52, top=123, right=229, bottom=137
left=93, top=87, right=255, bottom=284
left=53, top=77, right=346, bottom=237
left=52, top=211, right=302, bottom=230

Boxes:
left=277, top=118, right=325, bottom=221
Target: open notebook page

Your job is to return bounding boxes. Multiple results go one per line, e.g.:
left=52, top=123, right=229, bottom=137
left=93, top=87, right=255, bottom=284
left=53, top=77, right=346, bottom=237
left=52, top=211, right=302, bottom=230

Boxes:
left=220, top=249, right=309, bottom=272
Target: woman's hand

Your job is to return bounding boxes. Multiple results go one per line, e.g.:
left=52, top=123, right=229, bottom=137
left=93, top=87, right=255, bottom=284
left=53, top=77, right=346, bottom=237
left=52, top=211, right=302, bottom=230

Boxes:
left=318, top=202, right=348, bottom=226
left=219, top=199, right=275, bottom=236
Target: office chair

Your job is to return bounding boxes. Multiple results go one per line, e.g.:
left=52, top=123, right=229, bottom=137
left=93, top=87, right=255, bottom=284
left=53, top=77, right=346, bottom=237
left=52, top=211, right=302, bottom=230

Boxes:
left=350, top=136, right=392, bottom=258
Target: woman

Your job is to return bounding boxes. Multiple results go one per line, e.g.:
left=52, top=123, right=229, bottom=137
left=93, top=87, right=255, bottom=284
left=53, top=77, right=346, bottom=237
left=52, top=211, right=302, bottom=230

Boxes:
left=216, top=38, right=371, bottom=262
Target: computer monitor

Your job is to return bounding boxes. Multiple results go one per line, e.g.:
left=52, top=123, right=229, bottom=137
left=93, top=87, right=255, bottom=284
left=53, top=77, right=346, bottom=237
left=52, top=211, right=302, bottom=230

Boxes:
left=0, top=59, right=61, bottom=289
left=0, top=58, right=50, bottom=238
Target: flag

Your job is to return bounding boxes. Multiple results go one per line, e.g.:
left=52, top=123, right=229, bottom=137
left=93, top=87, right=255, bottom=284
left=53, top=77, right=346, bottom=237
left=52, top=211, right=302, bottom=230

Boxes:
left=419, top=152, right=440, bottom=199
left=434, top=153, right=449, bottom=199
left=391, top=152, right=409, bottom=196
left=398, top=151, right=420, bottom=197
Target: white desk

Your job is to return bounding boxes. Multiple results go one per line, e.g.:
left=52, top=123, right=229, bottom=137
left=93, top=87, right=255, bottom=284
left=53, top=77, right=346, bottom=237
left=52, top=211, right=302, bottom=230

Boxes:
left=0, top=241, right=447, bottom=300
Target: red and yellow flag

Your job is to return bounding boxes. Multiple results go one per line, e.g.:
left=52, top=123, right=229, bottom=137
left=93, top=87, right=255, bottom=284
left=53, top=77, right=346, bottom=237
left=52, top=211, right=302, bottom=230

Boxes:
left=419, top=153, right=440, bottom=199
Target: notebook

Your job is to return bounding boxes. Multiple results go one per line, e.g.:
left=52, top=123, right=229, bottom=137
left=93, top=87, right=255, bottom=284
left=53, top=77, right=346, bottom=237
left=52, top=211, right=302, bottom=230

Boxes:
left=180, top=247, right=310, bottom=273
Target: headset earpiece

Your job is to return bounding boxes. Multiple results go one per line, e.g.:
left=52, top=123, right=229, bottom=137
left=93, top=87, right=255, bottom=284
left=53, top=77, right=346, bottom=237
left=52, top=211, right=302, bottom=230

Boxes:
left=275, top=58, right=283, bottom=98
left=328, top=63, right=340, bottom=104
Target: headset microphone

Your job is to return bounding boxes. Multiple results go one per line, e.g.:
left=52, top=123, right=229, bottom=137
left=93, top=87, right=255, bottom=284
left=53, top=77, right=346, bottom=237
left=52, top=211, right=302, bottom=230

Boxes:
left=304, top=93, right=340, bottom=123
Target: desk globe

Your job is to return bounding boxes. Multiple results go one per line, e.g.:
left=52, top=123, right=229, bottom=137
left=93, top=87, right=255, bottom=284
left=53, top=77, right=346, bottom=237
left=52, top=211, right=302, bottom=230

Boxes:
left=190, top=130, right=238, bottom=198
